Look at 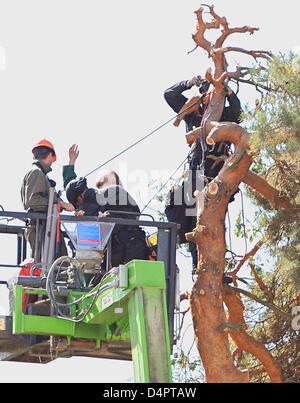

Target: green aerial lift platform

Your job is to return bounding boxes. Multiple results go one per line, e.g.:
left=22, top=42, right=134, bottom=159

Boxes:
left=0, top=191, right=179, bottom=383
left=12, top=260, right=171, bottom=383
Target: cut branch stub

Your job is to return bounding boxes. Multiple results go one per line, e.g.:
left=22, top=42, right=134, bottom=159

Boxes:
left=207, top=181, right=219, bottom=197
left=174, top=96, right=201, bottom=127
left=185, top=224, right=208, bottom=244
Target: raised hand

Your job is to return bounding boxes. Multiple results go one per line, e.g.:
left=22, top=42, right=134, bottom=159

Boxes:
left=68, top=144, right=79, bottom=165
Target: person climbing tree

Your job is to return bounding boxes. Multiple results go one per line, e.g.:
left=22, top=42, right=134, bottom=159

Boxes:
left=164, top=77, right=242, bottom=276
left=164, top=76, right=241, bottom=179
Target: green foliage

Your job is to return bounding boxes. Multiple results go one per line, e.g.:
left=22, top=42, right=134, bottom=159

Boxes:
left=244, top=53, right=300, bottom=285
left=234, top=211, right=261, bottom=243
left=150, top=53, right=300, bottom=383
left=248, top=53, right=300, bottom=170
left=238, top=52, right=300, bottom=382
left=237, top=266, right=300, bottom=383
left=171, top=348, right=205, bottom=383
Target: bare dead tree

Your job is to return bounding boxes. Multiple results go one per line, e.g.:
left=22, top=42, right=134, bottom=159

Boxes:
left=177, top=5, right=290, bottom=383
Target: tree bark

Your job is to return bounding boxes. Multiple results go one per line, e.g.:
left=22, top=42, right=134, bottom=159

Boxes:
left=223, top=285, right=283, bottom=383
left=182, top=6, right=279, bottom=383
left=242, top=170, right=298, bottom=211
left=187, top=123, right=252, bottom=383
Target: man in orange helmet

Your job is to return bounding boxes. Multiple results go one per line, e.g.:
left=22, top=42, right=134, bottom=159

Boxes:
left=21, top=139, right=74, bottom=259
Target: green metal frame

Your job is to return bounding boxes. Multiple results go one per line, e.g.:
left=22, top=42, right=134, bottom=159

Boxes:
left=13, top=260, right=172, bottom=383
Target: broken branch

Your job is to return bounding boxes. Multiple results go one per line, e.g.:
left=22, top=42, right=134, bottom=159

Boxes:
left=249, top=261, right=274, bottom=302
left=230, top=286, right=293, bottom=321
left=218, top=47, right=273, bottom=60
left=223, top=285, right=283, bottom=383
left=243, top=170, right=299, bottom=212
left=229, top=240, right=264, bottom=281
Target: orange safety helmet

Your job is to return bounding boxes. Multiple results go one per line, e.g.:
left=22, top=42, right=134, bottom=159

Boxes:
left=32, top=139, right=56, bottom=162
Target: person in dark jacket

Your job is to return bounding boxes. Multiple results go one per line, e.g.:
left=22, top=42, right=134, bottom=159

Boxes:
left=65, top=177, right=149, bottom=274
left=164, top=76, right=242, bottom=276
left=164, top=75, right=242, bottom=179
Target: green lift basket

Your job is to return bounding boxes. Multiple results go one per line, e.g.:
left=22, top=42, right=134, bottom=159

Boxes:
left=0, top=205, right=178, bottom=383
left=13, top=260, right=172, bottom=383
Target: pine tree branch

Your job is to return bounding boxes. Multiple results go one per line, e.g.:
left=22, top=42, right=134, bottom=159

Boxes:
left=229, top=240, right=264, bottom=280
left=232, top=78, right=275, bottom=93
left=243, top=170, right=299, bottom=212
left=230, top=286, right=293, bottom=320
left=249, top=262, right=274, bottom=302
left=223, top=285, right=283, bottom=383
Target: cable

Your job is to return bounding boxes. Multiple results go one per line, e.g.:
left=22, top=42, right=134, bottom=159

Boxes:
left=83, top=117, right=174, bottom=178
left=46, top=256, right=117, bottom=322
left=82, top=99, right=201, bottom=179
left=57, top=98, right=203, bottom=198
left=141, top=152, right=192, bottom=213
left=58, top=282, right=114, bottom=323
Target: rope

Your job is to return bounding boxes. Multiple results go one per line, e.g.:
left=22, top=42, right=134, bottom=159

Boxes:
left=141, top=153, right=191, bottom=213
left=140, top=92, right=221, bottom=213
left=62, top=94, right=221, bottom=214
left=83, top=98, right=202, bottom=179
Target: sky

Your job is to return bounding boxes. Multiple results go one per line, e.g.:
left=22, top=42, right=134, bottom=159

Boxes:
left=0, top=0, right=299, bottom=383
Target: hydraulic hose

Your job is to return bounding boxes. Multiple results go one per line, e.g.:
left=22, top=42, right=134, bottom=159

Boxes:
left=46, top=255, right=116, bottom=322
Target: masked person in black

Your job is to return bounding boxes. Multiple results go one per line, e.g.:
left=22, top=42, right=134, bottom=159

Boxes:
left=164, top=75, right=242, bottom=178
left=164, top=76, right=242, bottom=277
left=65, top=177, right=149, bottom=282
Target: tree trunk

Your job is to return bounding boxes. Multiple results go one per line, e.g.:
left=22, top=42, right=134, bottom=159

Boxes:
left=189, top=186, right=249, bottom=383
left=181, top=6, right=278, bottom=383
left=187, top=124, right=253, bottom=382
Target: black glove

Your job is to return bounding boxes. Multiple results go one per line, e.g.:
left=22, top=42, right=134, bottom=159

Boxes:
left=186, top=75, right=203, bottom=89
